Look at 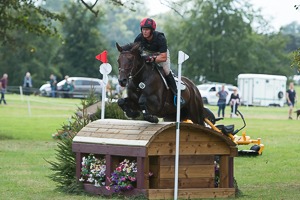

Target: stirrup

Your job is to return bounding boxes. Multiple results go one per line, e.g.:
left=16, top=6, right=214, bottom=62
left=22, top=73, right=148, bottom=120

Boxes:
left=174, top=95, right=185, bottom=106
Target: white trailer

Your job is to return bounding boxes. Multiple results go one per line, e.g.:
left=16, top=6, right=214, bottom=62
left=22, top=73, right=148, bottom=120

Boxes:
left=237, top=73, right=287, bottom=107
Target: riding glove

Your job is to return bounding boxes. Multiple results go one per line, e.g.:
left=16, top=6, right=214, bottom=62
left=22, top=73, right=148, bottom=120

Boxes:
left=143, top=55, right=156, bottom=63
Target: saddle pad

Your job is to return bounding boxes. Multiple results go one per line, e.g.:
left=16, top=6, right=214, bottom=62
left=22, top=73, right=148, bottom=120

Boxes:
left=174, top=77, right=186, bottom=90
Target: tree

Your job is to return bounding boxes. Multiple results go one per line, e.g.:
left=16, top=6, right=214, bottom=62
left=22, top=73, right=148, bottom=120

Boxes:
left=53, top=2, right=109, bottom=79
left=164, top=0, right=291, bottom=84
left=0, top=0, right=63, bottom=45
left=0, top=0, right=139, bottom=46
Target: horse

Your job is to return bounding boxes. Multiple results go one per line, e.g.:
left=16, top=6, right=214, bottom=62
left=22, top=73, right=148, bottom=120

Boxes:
left=116, top=42, right=205, bottom=126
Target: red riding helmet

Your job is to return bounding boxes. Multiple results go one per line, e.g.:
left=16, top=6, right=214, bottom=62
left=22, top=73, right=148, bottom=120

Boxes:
left=140, top=18, right=156, bottom=31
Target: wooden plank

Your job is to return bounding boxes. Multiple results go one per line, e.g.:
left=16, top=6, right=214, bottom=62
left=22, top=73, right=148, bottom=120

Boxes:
left=159, top=155, right=214, bottom=166
left=149, top=156, right=160, bottom=189
left=137, top=157, right=145, bottom=189
left=90, top=132, right=119, bottom=138
left=152, top=128, right=223, bottom=142
left=147, top=188, right=236, bottom=199
left=219, top=156, right=229, bottom=188
left=80, top=127, right=99, bottom=132
left=72, top=143, right=147, bottom=157
left=75, top=131, right=92, bottom=137
left=75, top=153, right=82, bottom=179
left=148, top=141, right=230, bottom=155
left=94, top=128, right=120, bottom=134
left=143, top=157, right=150, bottom=189
left=159, top=177, right=214, bottom=189
left=159, top=165, right=214, bottom=179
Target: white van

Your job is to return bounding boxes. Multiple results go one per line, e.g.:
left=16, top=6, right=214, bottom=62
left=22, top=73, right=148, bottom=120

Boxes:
left=238, top=73, right=287, bottom=107
left=197, top=83, right=238, bottom=105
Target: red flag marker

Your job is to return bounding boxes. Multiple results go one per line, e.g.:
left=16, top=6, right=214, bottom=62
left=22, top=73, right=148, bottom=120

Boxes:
left=96, top=50, right=108, bottom=63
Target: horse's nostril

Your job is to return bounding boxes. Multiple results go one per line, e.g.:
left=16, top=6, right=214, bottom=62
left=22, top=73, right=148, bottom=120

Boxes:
left=119, top=79, right=127, bottom=87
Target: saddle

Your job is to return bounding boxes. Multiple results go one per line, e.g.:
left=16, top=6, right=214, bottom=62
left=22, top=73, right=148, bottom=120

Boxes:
left=154, top=63, right=186, bottom=90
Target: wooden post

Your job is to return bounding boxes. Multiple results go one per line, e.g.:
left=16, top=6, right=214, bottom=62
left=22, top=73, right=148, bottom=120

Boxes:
left=105, top=155, right=112, bottom=186
left=76, top=152, right=83, bottom=179
left=137, top=157, right=145, bottom=189
left=219, top=156, right=229, bottom=188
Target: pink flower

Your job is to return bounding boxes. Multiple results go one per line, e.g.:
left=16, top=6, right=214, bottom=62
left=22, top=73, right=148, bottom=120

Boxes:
left=105, top=186, right=111, bottom=190
left=116, top=167, right=122, bottom=172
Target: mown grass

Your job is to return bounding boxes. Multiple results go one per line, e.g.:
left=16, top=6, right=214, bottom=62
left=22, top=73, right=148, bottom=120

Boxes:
left=0, top=93, right=300, bottom=200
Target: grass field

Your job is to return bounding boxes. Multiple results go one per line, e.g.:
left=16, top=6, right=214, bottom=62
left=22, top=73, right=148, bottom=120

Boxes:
left=0, top=93, right=300, bottom=200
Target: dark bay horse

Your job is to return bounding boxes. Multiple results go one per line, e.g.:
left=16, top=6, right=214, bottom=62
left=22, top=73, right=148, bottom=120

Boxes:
left=116, top=42, right=205, bottom=125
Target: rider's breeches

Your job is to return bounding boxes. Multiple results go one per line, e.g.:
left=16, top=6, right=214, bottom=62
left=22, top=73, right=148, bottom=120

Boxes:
left=159, top=49, right=171, bottom=76
left=143, top=49, right=171, bottom=76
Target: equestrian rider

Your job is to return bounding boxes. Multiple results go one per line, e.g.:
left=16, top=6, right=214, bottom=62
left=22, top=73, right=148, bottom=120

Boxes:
left=134, top=18, right=184, bottom=105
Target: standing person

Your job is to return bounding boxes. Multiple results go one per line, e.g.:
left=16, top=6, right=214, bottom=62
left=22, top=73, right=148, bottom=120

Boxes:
left=62, top=75, right=70, bottom=98
left=286, top=82, right=297, bottom=119
left=216, top=85, right=228, bottom=118
left=134, top=17, right=184, bottom=105
left=23, top=72, right=32, bottom=95
left=0, top=73, right=8, bottom=105
left=229, top=87, right=240, bottom=117
left=69, top=79, right=75, bottom=98
left=49, top=74, right=57, bottom=98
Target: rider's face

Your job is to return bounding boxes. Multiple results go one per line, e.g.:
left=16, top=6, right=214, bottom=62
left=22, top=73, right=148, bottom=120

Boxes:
left=142, top=28, right=152, bottom=40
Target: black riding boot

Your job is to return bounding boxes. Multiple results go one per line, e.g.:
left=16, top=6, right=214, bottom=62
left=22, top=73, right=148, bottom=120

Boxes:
left=165, top=73, right=185, bottom=106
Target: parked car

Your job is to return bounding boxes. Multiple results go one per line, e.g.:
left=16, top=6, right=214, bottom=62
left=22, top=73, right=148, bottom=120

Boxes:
left=39, top=77, right=103, bottom=98
left=197, top=83, right=239, bottom=105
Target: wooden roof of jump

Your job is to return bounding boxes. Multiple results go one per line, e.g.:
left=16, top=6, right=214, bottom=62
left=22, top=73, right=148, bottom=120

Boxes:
left=73, top=119, right=236, bottom=148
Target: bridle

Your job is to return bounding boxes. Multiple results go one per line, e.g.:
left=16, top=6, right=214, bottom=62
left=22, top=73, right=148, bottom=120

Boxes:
left=119, top=51, right=146, bottom=80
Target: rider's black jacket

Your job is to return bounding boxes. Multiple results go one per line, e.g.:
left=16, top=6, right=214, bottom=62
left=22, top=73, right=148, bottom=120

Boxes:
left=134, top=31, right=167, bottom=53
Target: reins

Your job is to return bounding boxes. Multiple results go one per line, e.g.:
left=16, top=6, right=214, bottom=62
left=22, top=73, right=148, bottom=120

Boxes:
left=120, top=51, right=146, bottom=80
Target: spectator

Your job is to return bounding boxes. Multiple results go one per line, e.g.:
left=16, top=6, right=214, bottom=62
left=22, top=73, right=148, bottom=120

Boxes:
left=286, top=82, right=297, bottom=119
left=62, top=75, right=70, bottom=98
left=69, top=80, right=75, bottom=98
left=229, top=87, right=240, bottom=117
left=0, top=73, right=8, bottom=105
left=216, top=85, right=228, bottom=118
left=23, top=72, right=32, bottom=95
left=49, top=74, right=57, bottom=98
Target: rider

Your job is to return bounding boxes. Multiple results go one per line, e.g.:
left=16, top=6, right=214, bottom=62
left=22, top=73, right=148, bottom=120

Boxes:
left=134, top=17, right=184, bottom=105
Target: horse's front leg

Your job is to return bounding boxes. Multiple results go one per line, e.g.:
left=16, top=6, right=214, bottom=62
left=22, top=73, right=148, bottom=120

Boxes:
left=117, top=98, right=140, bottom=119
left=139, top=95, right=159, bottom=123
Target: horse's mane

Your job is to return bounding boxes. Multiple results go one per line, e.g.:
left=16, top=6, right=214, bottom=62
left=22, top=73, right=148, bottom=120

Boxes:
left=120, top=42, right=141, bottom=52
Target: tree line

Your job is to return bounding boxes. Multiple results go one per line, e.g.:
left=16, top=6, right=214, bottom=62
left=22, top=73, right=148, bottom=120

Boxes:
left=0, top=0, right=299, bottom=88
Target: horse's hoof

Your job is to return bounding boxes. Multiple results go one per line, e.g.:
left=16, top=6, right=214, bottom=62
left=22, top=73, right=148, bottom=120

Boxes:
left=126, top=110, right=140, bottom=118
left=117, top=98, right=126, bottom=106
left=144, top=115, right=159, bottom=123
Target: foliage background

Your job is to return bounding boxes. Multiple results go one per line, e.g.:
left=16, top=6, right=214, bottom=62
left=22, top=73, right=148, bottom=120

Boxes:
left=0, top=0, right=300, bottom=87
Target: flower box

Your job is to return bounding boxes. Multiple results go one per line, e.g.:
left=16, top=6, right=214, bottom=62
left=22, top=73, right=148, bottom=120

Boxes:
left=73, top=119, right=238, bottom=199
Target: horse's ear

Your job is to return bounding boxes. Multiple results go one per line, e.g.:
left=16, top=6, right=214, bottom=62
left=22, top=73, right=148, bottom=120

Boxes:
left=116, top=42, right=122, bottom=52
left=131, top=42, right=142, bottom=54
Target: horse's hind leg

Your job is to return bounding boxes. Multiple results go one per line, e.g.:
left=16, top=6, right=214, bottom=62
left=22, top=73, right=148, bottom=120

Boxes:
left=117, top=98, right=140, bottom=118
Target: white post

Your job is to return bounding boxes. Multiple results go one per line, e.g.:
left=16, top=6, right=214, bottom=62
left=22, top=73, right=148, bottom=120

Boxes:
left=101, top=75, right=107, bottom=119
left=174, top=51, right=189, bottom=200
left=99, top=63, right=112, bottom=120
left=19, top=86, right=24, bottom=101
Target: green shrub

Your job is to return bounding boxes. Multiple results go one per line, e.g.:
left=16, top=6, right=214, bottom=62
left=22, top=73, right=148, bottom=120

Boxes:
left=47, top=91, right=137, bottom=194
